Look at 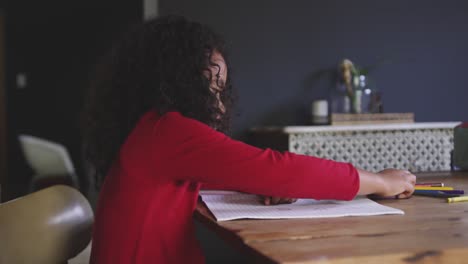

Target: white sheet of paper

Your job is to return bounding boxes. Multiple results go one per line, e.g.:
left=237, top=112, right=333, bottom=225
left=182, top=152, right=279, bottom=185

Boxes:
left=199, top=191, right=404, bottom=221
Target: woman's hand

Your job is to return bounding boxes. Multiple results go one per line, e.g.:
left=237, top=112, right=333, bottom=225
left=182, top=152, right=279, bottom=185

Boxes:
left=358, top=168, right=416, bottom=199
left=376, top=169, right=416, bottom=199
left=261, top=196, right=297, bottom=205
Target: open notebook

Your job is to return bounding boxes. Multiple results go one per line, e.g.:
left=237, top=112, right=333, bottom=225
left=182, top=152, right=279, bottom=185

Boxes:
left=199, top=191, right=404, bottom=221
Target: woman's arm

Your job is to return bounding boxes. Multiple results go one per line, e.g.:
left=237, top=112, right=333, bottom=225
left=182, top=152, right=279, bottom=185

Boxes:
left=154, top=112, right=415, bottom=201
left=154, top=113, right=359, bottom=201
left=262, top=168, right=416, bottom=205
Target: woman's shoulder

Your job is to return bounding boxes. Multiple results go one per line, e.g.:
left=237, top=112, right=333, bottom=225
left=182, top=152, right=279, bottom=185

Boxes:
left=158, top=111, right=208, bottom=129
left=141, top=110, right=214, bottom=136
left=139, top=110, right=183, bottom=124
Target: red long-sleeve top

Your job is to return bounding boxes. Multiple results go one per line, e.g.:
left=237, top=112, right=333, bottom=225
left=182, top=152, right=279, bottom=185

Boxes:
left=90, top=111, right=359, bottom=263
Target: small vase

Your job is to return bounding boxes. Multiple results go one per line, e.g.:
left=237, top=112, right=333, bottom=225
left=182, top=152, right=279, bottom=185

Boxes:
left=352, top=74, right=375, bottom=114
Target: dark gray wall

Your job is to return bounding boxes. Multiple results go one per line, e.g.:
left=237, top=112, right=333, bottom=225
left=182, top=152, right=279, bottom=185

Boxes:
left=4, top=0, right=141, bottom=199
left=161, top=0, right=468, bottom=139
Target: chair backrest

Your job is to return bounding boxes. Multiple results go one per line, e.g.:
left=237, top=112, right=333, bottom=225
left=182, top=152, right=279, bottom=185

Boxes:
left=0, top=185, right=94, bottom=264
left=18, top=134, right=76, bottom=177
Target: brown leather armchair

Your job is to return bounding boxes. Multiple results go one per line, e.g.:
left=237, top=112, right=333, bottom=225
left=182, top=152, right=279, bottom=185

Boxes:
left=0, top=185, right=93, bottom=264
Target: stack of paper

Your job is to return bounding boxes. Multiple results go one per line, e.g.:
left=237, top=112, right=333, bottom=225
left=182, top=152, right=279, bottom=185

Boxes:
left=199, top=191, right=404, bottom=221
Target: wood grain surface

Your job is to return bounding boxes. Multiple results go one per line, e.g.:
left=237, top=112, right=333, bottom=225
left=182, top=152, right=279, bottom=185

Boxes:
left=195, top=172, right=468, bottom=263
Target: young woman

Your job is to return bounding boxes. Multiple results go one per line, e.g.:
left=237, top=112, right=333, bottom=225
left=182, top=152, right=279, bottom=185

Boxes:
left=82, top=15, right=416, bottom=264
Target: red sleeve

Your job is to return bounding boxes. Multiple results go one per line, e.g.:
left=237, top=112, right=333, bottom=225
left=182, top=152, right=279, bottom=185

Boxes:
left=154, top=112, right=359, bottom=200
left=199, top=182, right=229, bottom=190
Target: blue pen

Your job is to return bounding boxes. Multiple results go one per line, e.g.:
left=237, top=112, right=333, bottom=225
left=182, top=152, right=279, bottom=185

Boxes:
left=414, top=190, right=464, bottom=198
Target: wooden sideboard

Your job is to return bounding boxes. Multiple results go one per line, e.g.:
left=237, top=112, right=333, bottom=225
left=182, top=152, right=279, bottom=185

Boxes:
left=249, top=122, right=460, bottom=173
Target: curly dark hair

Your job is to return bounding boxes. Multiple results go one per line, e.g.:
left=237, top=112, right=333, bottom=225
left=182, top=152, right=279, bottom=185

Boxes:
left=81, top=15, right=234, bottom=186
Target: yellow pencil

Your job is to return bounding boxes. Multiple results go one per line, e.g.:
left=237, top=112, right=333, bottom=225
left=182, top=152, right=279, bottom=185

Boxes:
left=447, top=196, right=468, bottom=203
left=414, top=186, right=454, bottom=191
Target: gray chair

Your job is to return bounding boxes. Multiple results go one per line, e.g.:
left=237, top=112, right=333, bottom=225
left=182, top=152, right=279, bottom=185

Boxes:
left=18, top=134, right=79, bottom=191
left=0, top=185, right=93, bottom=264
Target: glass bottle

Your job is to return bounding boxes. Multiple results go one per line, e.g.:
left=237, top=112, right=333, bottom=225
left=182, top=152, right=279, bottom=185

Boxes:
left=332, top=81, right=351, bottom=113
left=352, top=74, right=374, bottom=113
left=351, top=75, right=363, bottom=113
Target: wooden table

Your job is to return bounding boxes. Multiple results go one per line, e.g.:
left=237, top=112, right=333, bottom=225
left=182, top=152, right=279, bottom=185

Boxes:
left=195, top=172, right=468, bottom=263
